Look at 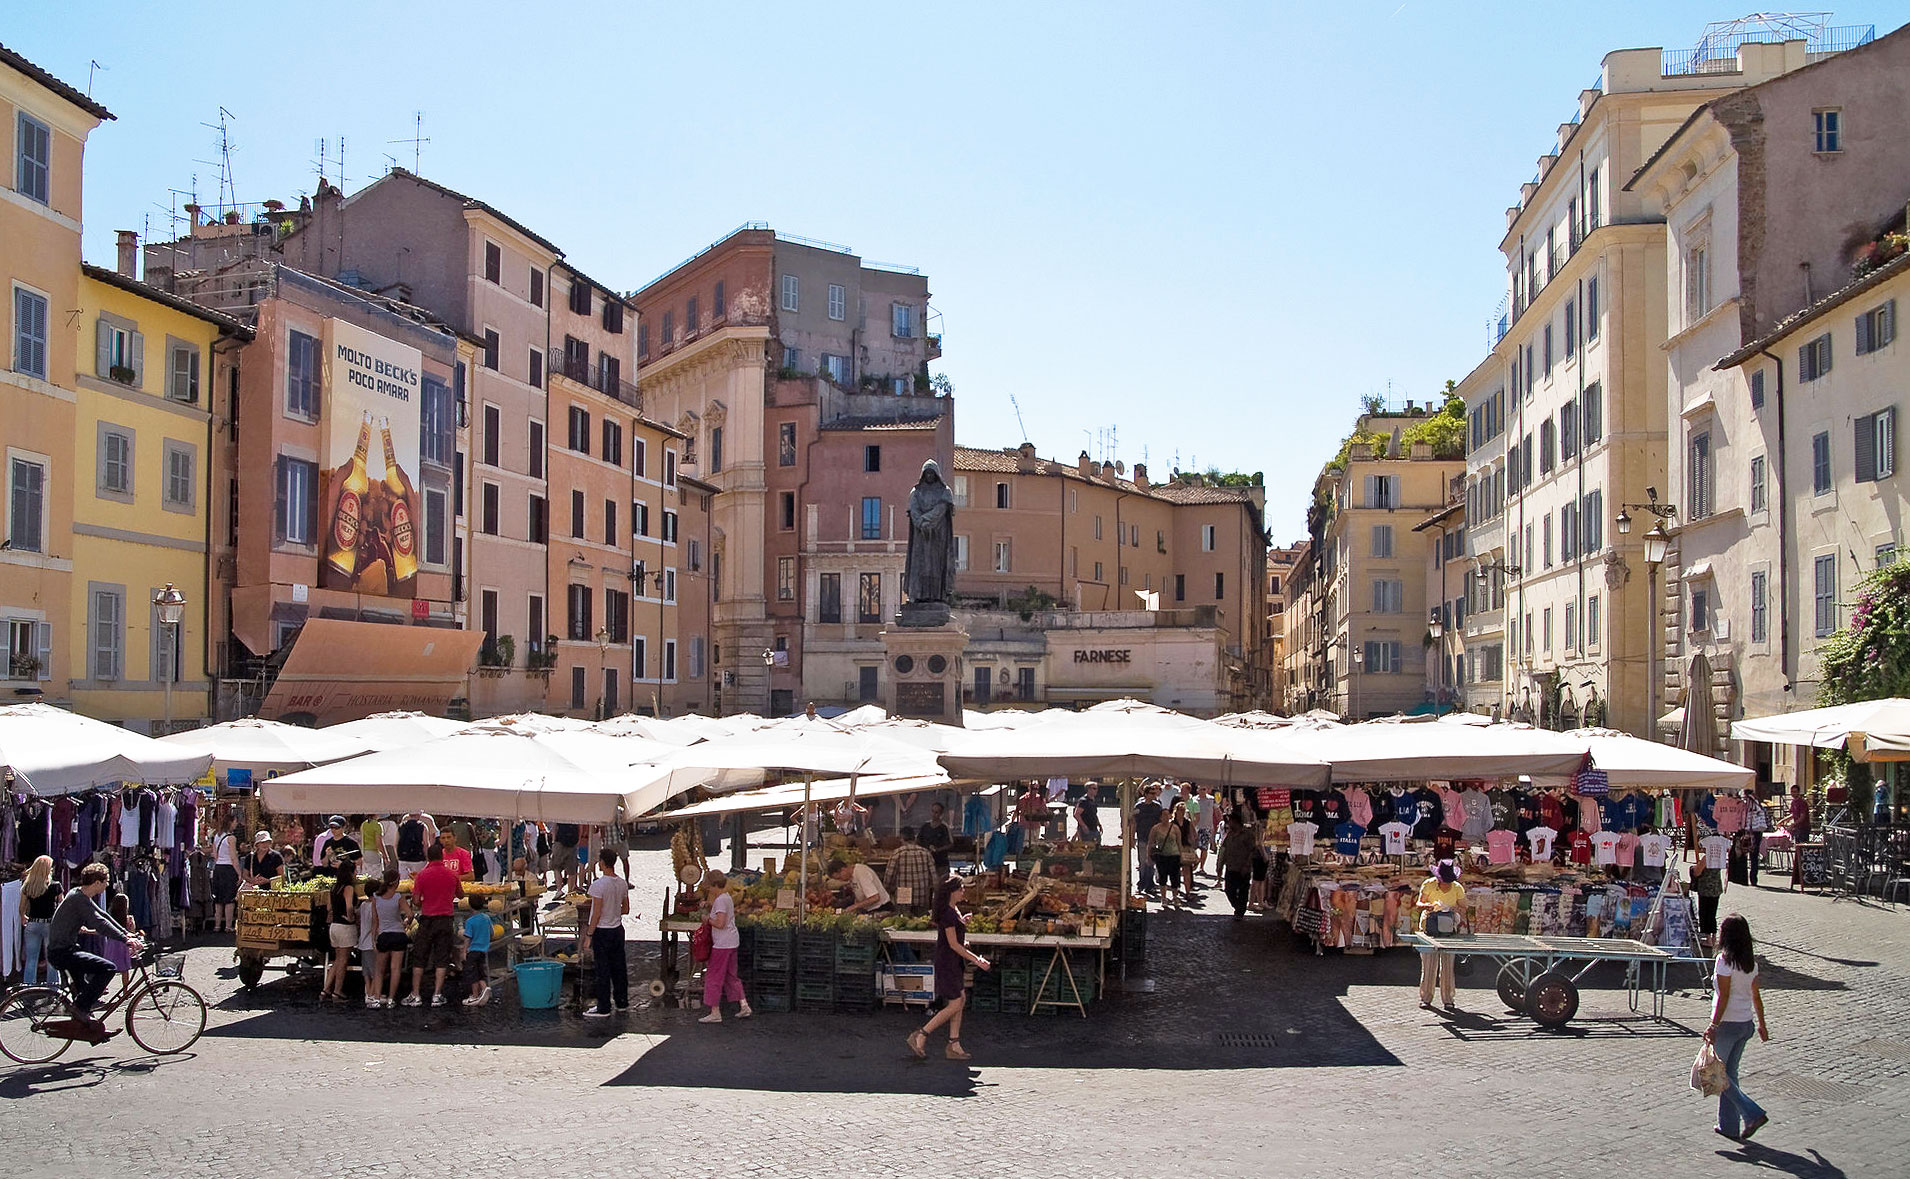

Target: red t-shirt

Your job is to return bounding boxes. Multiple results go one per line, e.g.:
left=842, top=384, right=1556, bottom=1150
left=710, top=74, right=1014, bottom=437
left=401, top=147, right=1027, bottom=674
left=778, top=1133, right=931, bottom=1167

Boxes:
left=1569, top=831, right=1592, bottom=865
left=440, top=845, right=474, bottom=877
left=411, top=862, right=461, bottom=916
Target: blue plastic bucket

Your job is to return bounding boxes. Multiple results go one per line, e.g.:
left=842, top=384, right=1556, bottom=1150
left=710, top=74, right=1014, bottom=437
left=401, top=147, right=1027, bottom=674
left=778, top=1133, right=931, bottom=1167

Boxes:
left=513, top=959, right=566, bottom=1009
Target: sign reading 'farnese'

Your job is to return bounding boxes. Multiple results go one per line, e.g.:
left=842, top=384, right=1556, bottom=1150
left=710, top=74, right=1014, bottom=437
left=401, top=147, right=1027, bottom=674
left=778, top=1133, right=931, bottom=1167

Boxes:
left=1073, top=649, right=1133, bottom=663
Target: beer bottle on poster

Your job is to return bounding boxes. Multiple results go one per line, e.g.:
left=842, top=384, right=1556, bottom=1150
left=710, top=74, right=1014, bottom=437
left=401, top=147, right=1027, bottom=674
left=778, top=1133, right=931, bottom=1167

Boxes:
left=326, top=412, right=373, bottom=580
left=380, top=416, right=419, bottom=583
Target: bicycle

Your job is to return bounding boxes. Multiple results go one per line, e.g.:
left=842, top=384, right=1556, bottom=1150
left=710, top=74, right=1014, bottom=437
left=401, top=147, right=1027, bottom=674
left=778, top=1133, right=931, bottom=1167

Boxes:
left=0, top=948, right=207, bottom=1064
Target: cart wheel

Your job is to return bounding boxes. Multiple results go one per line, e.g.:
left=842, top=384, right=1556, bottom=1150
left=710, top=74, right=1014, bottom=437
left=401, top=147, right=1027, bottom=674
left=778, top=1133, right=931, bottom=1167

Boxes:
left=1525, top=971, right=1580, bottom=1028
left=1495, top=960, right=1532, bottom=1012
left=646, top=978, right=668, bottom=998
left=237, top=952, right=266, bottom=991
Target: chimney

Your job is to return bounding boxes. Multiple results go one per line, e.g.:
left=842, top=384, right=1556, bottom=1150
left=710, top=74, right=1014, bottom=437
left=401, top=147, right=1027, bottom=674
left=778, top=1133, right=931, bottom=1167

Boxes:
left=1133, top=463, right=1148, bottom=489
left=115, top=230, right=138, bottom=278
left=1077, top=451, right=1092, bottom=477
left=1018, top=441, right=1035, bottom=459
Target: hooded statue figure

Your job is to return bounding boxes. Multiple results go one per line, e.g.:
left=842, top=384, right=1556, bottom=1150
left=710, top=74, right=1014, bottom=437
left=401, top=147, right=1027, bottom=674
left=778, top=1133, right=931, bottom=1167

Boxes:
left=904, top=459, right=957, bottom=608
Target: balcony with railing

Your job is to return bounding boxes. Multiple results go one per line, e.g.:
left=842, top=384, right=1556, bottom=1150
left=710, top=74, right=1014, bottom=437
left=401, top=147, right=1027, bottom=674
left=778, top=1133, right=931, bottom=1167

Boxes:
left=1661, top=22, right=1873, bottom=76
left=547, top=353, right=641, bottom=408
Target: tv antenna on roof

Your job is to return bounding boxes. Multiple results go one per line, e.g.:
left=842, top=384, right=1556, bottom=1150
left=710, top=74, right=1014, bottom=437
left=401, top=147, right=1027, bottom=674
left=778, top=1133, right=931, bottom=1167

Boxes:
left=1009, top=394, right=1030, bottom=444
left=388, top=111, right=430, bottom=173
left=87, top=60, right=105, bottom=97
left=199, top=108, right=237, bottom=219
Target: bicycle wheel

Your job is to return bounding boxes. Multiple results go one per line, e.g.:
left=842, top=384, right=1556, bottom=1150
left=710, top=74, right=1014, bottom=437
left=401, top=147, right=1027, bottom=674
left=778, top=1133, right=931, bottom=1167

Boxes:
left=0, top=988, right=77, bottom=1065
left=125, top=981, right=207, bottom=1055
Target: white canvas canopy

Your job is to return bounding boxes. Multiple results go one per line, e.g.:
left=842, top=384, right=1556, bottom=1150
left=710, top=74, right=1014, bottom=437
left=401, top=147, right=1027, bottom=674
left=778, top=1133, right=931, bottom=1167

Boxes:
left=645, top=773, right=950, bottom=820
left=158, top=717, right=368, bottom=771
left=1563, top=728, right=1754, bottom=791
left=261, top=714, right=677, bottom=824
left=319, top=711, right=469, bottom=752
left=1732, top=698, right=1910, bottom=758
left=0, top=702, right=213, bottom=794
left=939, top=709, right=1332, bottom=787
left=1274, top=719, right=1588, bottom=782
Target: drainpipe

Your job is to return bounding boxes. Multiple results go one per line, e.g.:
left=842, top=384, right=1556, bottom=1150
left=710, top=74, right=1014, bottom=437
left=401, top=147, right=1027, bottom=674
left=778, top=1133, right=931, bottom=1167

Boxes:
left=208, top=334, right=246, bottom=719
left=1573, top=273, right=1588, bottom=715
left=1759, top=347, right=1791, bottom=693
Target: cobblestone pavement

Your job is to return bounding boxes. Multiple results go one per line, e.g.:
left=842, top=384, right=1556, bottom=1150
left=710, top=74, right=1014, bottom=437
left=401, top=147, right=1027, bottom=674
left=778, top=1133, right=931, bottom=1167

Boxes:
left=4, top=837, right=1907, bottom=1178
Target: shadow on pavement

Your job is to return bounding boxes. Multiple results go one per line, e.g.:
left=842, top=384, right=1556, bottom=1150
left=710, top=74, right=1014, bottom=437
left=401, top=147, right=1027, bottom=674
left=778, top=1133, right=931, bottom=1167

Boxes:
left=1714, top=1142, right=1849, bottom=1178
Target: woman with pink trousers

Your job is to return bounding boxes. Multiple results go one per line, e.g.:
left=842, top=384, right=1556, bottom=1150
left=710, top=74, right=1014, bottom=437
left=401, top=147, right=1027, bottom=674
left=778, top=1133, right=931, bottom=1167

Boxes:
left=698, top=870, right=752, bottom=1023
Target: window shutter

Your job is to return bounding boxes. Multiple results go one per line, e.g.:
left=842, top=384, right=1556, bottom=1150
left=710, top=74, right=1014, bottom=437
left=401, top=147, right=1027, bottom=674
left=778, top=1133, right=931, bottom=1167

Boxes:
left=273, top=457, right=288, bottom=541
left=130, top=331, right=145, bottom=385
left=1880, top=408, right=1897, bottom=480
left=35, top=621, right=52, bottom=681
left=1855, top=414, right=1877, bottom=482
left=1858, top=311, right=1874, bottom=354
left=1364, top=475, right=1376, bottom=507
left=96, top=319, right=113, bottom=376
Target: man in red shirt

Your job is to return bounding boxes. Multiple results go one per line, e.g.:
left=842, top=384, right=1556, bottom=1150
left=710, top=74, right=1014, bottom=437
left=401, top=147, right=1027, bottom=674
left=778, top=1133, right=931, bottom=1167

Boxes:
left=437, top=830, right=475, bottom=880
left=404, top=844, right=463, bottom=1006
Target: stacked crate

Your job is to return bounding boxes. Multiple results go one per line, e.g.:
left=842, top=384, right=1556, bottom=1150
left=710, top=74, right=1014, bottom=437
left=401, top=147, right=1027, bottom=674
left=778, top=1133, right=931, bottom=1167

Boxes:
left=795, top=929, right=837, bottom=1010
left=748, top=924, right=794, bottom=1012
left=834, top=931, right=879, bottom=1010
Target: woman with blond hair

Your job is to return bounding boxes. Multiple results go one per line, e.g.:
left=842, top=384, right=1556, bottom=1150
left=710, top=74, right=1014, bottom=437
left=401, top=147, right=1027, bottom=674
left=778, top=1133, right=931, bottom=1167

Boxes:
left=20, top=855, right=58, bottom=985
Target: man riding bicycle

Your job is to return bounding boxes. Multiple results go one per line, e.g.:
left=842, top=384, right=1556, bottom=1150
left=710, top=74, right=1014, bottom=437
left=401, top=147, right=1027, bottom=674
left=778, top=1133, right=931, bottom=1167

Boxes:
left=47, top=863, right=143, bottom=1040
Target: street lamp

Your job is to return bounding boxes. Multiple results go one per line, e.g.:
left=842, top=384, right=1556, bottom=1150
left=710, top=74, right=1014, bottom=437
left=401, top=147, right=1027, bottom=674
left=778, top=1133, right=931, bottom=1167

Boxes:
left=1427, top=608, right=1445, bottom=718
left=153, top=583, right=185, bottom=733
left=1350, top=644, right=1363, bottom=721
left=1615, top=491, right=1677, bottom=741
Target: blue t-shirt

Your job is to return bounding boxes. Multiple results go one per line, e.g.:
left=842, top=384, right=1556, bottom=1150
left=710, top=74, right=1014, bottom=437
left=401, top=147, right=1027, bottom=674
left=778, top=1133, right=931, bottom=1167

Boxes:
left=1333, top=821, right=1365, bottom=855
left=464, top=911, right=493, bottom=953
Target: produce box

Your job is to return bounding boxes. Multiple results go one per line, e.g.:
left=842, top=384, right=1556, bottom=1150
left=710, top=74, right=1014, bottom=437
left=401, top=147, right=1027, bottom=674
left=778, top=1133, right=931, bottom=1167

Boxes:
left=879, top=964, right=934, bottom=1001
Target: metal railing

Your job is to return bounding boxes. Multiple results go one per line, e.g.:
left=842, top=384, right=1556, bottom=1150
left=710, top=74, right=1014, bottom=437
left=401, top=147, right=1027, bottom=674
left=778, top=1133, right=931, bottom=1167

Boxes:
left=1662, top=23, right=1873, bottom=77
left=548, top=354, right=640, bottom=408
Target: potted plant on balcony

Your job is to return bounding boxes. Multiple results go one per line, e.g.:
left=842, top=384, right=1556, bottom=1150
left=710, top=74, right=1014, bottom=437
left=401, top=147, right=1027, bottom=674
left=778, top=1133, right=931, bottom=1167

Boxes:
left=109, top=364, right=136, bottom=385
left=477, top=634, right=514, bottom=676
left=9, top=652, right=41, bottom=680
left=527, top=634, right=559, bottom=676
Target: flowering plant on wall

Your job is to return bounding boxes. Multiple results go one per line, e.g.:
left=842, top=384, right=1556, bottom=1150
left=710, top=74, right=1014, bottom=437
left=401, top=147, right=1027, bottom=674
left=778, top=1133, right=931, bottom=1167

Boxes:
left=1851, top=232, right=1909, bottom=277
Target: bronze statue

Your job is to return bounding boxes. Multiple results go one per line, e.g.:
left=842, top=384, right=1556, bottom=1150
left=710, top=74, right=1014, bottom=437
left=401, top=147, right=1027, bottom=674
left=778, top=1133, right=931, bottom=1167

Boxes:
left=902, top=459, right=956, bottom=623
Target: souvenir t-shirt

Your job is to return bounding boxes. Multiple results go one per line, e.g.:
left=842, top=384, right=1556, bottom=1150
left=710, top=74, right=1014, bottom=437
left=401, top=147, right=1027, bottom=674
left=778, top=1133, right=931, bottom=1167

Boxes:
left=1432, top=830, right=1458, bottom=862
left=1377, top=822, right=1413, bottom=855
left=1317, top=790, right=1347, bottom=826
left=1384, top=789, right=1415, bottom=826
left=1695, top=793, right=1718, bottom=829
left=1345, top=787, right=1373, bottom=829
left=1514, top=792, right=1541, bottom=834
left=1713, top=794, right=1747, bottom=834
left=1575, top=794, right=1603, bottom=834
left=1538, top=792, right=1566, bottom=832
left=1699, top=834, right=1733, bottom=866
left=1437, top=786, right=1467, bottom=831
left=1488, top=790, right=1517, bottom=830
left=1287, top=821, right=1319, bottom=857
left=1410, top=787, right=1445, bottom=840
left=1485, top=829, right=1518, bottom=864
left=1638, top=833, right=1673, bottom=867
left=1289, top=791, right=1321, bottom=827
left=1526, top=826, right=1560, bottom=860
left=1460, top=790, right=1494, bottom=841
left=1590, top=830, right=1623, bottom=866
left=1568, top=831, right=1593, bottom=865
left=1333, top=821, right=1365, bottom=856
left=1615, top=832, right=1640, bottom=867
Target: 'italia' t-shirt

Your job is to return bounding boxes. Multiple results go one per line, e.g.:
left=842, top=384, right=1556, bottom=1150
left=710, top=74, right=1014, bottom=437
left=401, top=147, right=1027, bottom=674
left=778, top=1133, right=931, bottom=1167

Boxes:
left=1526, top=826, right=1560, bottom=860
left=1485, top=829, right=1518, bottom=864
left=1377, top=822, right=1413, bottom=855
left=1333, top=821, right=1365, bottom=855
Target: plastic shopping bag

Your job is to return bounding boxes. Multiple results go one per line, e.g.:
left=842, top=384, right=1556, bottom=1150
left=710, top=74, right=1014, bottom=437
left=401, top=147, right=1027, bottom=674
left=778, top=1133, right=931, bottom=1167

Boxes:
left=1690, top=1043, right=1728, bottom=1097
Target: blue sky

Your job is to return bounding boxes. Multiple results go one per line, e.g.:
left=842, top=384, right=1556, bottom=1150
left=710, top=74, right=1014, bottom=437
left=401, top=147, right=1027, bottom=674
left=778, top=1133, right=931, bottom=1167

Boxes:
left=10, top=2, right=1903, bottom=539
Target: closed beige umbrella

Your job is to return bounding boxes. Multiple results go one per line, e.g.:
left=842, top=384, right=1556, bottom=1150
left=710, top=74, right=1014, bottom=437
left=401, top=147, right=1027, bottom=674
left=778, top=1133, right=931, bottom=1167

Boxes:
left=1677, top=651, right=1719, bottom=755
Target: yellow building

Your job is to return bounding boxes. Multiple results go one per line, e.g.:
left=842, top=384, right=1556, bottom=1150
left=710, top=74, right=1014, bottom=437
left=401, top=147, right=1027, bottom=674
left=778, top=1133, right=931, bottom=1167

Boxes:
left=71, top=263, right=248, bottom=731
left=2, top=48, right=112, bottom=703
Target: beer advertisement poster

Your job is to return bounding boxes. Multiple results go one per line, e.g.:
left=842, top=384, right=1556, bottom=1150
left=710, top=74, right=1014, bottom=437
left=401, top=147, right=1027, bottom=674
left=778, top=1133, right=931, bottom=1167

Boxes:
left=321, top=318, right=423, bottom=597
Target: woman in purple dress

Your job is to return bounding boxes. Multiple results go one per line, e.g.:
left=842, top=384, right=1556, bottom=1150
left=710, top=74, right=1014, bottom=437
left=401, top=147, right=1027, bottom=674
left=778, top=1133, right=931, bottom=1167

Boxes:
left=907, top=875, right=992, bottom=1061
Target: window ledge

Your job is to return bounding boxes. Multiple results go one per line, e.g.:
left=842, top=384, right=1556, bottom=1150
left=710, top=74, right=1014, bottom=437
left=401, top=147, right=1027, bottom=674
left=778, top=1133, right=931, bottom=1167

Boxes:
left=1681, top=505, right=1746, bottom=530
left=1663, top=298, right=1741, bottom=352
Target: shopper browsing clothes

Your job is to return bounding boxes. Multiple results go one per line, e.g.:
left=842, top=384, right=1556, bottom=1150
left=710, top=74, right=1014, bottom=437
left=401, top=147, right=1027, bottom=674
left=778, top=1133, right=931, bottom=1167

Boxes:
left=1414, top=860, right=1466, bottom=1010
left=907, top=875, right=991, bottom=1061
left=1706, top=914, right=1772, bottom=1142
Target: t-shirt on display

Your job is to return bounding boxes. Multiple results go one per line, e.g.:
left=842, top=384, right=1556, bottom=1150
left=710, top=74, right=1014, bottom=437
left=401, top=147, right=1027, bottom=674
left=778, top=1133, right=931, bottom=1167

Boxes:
left=1377, top=822, right=1412, bottom=855
left=1526, top=826, right=1559, bottom=860
left=1484, top=829, right=1518, bottom=864
left=1287, top=821, right=1319, bottom=857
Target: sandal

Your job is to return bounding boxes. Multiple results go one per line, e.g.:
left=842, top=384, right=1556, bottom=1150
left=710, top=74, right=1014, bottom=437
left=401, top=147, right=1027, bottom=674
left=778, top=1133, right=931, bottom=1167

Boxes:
left=945, top=1040, right=971, bottom=1061
left=906, top=1030, right=927, bottom=1058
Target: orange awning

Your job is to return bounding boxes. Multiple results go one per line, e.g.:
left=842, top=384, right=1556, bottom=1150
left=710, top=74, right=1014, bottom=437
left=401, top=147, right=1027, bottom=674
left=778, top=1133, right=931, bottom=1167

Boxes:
left=259, top=617, right=482, bottom=727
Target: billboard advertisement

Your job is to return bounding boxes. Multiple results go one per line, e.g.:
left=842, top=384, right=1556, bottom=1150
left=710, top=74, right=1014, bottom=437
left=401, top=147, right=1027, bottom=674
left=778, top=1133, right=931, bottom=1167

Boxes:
left=320, top=318, right=422, bottom=597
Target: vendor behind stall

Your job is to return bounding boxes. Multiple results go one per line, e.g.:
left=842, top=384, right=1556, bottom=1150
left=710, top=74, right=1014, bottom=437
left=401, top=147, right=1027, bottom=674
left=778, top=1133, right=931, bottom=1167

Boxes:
left=885, top=828, right=938, bottom=914
left=312, top=816, right=360, bottom=879
left=831, top=856, right=891, bottom=914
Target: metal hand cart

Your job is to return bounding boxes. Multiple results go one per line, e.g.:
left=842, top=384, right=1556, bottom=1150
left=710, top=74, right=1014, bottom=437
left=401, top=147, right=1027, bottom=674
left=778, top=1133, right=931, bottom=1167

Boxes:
left=1402, top=931, right=1679, bottom=1028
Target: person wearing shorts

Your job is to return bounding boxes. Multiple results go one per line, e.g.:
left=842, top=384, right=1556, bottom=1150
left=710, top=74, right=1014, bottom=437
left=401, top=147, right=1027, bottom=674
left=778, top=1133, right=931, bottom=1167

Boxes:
left=210, top=827, right=241, bottom=932
left=405, top=844, right=462, bottom=1007
left=551, top=823, right=580, bottom=891
left=606, top=823, right=631, bottom=879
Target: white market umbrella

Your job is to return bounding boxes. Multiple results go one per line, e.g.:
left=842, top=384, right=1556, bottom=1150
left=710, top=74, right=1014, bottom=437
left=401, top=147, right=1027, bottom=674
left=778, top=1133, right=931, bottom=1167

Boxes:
left=940, top=708, right=1331, bottom=787
left=0, top=702, right=213, bottom=794
left=1732, top=698, right=1910, bottom=757
left=262, top=714, right=675, bottom=824
left=159, top=716, right=368, bottom=772
left=321, top=710, right=469, bottom=753
left=1274, top=719, right=1589, bottom=782
left=1563, top=727, right=1753, bottom=791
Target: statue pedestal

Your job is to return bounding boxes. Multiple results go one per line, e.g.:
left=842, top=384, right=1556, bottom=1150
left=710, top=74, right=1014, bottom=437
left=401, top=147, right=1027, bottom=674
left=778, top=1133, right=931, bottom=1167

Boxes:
left=879, top=623, right=969, bottom=727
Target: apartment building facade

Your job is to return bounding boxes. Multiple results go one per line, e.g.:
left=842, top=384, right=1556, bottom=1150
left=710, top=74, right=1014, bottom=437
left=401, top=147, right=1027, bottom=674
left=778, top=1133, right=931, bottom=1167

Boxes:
left=1630, top=24, right=1908, bottom=761
left=1456, top=35, right=1840, bottom=737
left=635, top=226, right=943, bottom=715
left=72, top=262, right=246, bottom=732
left=950, top=445, right=1272, bottom=713
left=1279, top=539, right=1323, bottom=713
left=1314, top=418, right=1463, bottom=719
left=1266, top=541, right=1303, bottom=705
left=2, top=48, right=112, bottom=708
